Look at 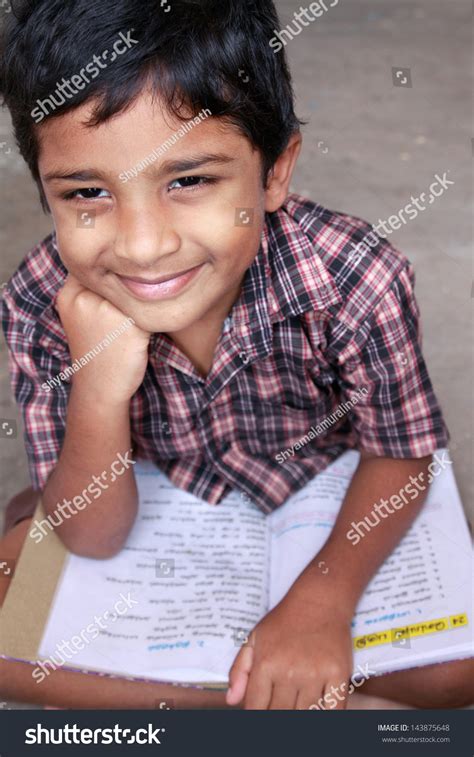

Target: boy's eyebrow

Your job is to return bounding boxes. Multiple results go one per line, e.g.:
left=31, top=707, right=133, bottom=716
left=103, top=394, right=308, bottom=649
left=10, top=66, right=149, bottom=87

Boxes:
left=43, top=152, right=236, bottom=183
left=156, top=153, right=235, bottom=177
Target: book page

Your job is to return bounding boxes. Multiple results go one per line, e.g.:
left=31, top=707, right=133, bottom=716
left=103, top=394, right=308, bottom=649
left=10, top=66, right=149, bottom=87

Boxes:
left=269, top=450, right=473, bottom=674
left=39, top=462, right=270, bottom=684
left=269, top=450, right=357, bottom=609
left=353, top=460, right=473, bottom=674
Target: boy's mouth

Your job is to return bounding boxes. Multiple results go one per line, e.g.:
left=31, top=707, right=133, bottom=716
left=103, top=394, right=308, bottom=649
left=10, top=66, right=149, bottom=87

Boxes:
left=116, top=263, right=205, bottom=301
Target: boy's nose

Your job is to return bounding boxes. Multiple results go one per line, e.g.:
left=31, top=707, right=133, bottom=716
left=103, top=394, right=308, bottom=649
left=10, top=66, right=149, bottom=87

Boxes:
left=114, top=206, right=181, bottom=266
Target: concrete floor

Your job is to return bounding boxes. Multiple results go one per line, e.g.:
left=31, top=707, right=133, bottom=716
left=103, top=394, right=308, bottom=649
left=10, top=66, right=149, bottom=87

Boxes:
left=0, top=0, right=472, bottom=531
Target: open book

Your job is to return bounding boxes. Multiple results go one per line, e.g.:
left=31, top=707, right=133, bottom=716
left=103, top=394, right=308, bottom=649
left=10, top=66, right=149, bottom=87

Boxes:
left=2, top=450, right=473, bottom=689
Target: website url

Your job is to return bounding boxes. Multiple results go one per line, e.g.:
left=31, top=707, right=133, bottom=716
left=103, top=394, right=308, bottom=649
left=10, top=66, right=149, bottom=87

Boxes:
left=381, top=736, right=450, bottom=744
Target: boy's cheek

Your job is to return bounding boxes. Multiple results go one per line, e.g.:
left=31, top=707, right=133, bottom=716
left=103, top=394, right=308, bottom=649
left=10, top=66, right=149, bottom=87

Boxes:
left=55, top=227, right=107, bottom=276
left=214, top=215, right=266, bottom=273
left=184, top=201, right=263, bottom=257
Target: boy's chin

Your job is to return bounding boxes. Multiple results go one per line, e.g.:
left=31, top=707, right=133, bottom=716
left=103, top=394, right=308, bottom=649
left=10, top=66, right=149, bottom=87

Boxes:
left=129, top=308, right=201, bottom=336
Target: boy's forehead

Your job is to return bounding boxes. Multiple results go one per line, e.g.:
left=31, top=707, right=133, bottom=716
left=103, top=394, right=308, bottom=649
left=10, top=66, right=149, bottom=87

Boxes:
left=36, top=90, right=251, bottom=176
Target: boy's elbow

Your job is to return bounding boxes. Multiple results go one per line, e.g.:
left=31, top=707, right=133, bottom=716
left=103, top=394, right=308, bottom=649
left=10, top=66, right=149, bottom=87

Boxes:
left=57, top=525, right=132, bottom=560
left=66, top=538, right=125, bottom=560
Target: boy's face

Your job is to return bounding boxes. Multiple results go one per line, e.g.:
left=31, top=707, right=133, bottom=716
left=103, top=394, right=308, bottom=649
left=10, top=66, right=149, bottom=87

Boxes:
left=37, top=91, right=279, bottom=335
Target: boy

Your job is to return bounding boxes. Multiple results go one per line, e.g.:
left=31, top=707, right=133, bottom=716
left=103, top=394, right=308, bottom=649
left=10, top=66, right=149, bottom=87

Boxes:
left=0, top=0, right=472, bottom=710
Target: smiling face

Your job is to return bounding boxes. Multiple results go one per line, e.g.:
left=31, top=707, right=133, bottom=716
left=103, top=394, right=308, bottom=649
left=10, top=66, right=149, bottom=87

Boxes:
left=37, top=89, right=300, bottom=335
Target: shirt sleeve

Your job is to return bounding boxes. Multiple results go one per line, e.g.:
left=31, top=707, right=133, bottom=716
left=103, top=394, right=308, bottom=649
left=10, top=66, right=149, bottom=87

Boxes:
left=1, top=298, right=69, bottom=491
left=335, top=263, right=450, bottom=458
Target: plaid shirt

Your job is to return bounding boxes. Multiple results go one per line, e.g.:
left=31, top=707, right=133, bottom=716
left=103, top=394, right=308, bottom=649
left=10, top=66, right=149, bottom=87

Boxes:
left=1, top=195, right=449, bottom=514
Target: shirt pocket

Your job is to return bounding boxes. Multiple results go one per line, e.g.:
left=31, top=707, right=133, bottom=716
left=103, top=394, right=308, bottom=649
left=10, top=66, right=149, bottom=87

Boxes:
left=246, top=398, right=328, bottom=458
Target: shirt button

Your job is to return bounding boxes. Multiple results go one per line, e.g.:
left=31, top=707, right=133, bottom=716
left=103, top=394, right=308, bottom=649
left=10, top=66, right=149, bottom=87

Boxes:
left=239, top=350, right=250, bottom=365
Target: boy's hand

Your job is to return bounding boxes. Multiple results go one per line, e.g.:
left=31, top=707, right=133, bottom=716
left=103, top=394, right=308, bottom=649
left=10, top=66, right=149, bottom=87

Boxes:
left=226, top=590, right=353, bottom=710
left=55, top=275, right=152, bottom=405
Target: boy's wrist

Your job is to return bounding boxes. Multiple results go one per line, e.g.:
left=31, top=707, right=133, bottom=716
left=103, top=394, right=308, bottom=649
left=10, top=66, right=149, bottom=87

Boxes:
left=285, top=568, right=357, bottom=624
left=69, top=379, right=133, bottom=413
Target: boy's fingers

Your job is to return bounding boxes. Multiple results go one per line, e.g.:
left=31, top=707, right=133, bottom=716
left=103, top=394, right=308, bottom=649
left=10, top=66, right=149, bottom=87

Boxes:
left=325, top=679, right=348, bottom=710
left=243, top=665, right=274, bottom=710
left=54, top=274, right=83, bottom=308
left=295, top=684, right=325, bottom=710
left=59, top=274, right=78, bottom=292
left=268, top=681, right=299, bottom=710
left=226, top=643, right=254, bottom=705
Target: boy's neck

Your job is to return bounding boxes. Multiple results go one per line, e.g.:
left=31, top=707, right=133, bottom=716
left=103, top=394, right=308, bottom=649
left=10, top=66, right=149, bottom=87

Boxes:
left=166, top=278, right=244, bottom=379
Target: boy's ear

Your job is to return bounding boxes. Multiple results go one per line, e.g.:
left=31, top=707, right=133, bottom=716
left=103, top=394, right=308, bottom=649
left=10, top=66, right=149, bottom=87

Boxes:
left=264, top=132, right=302, bottom=213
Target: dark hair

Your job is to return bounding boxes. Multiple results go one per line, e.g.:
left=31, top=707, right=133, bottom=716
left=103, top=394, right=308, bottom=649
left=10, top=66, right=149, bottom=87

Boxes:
left=0, top=0, right=301, bottom=212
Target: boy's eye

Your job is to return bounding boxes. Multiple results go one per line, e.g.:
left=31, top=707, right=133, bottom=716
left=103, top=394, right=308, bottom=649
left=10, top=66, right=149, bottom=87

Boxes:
left=64, top=187, right=111, bottom=201
left=168, top=176, right=213, bottom=191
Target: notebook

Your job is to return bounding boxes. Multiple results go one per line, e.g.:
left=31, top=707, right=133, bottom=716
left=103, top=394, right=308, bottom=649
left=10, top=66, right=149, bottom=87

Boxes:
left=0, top=449, right=472, bottom=690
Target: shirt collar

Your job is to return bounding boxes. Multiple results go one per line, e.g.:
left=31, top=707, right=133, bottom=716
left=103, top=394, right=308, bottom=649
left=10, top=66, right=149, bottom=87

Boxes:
left=232, top=198, right=343, bottom=331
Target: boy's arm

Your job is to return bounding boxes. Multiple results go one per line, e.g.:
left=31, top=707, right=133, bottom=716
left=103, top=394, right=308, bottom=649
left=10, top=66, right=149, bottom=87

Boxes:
left=40, top=275, right=151, bottom=559
left=227, top=452, right=437, bottom=709
left=290, top=452, right=433, bottom=609
left=41, top=387, right=137, bottom=559
left=227, top=261, right=450, bottom=708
